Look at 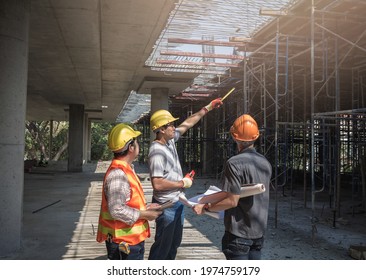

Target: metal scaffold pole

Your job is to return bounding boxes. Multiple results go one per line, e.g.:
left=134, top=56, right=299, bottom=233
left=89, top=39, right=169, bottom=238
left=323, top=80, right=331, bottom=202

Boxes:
left=310, top=0, right=317, bottom=245
left=274, top=17, right=280, bottom=229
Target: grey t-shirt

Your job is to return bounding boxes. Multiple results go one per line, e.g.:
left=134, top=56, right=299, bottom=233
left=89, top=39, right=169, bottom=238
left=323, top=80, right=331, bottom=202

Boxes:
left=148, top=131, right=183, bottom=203
left=221, top=147, right=272, bottom=239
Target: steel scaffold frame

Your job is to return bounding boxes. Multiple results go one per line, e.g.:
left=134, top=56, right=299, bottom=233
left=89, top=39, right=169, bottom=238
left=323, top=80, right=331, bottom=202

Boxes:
left=139, top=0, right=366, bottom=245
left=227, top=0, right=366, bottom=243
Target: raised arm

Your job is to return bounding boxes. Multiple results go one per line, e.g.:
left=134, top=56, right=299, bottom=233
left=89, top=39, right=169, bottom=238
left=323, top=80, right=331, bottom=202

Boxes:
left=177, top=98, right=223, bottom=135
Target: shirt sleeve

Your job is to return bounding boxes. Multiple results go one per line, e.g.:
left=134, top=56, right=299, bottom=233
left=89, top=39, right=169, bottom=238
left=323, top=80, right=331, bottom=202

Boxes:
left=173, top=130, right=181, bottom=142
left=148, top=144, right=166, bottom=178
left=222, top=160, right=242, bottom=195
left=104, top=169, right=140, bottom=226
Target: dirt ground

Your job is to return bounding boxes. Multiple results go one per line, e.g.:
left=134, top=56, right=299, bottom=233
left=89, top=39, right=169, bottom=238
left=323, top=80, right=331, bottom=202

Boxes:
left=184, top=176, right=366, bottom=260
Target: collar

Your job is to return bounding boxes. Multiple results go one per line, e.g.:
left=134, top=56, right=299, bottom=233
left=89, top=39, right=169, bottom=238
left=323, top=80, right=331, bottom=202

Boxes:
left=238, top=146, right=255, bottom=154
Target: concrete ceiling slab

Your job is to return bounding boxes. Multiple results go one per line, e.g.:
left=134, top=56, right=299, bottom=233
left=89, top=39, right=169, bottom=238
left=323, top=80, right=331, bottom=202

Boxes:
left=27, top=0, right=181, bottom=122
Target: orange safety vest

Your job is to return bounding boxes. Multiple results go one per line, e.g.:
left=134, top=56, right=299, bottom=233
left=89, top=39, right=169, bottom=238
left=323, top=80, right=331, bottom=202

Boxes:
left=96, top=159, right=150, bottom=245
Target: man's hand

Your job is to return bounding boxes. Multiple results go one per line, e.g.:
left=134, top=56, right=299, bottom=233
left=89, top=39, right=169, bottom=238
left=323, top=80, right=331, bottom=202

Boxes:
left=203, top=98, right=223, bottom=112
left=146, top=203, right=161, bottom=210
left=181, top=170, right=195, bottom=188
left=192, top=204, right=206, bottom=215
left=182, top=177, right=192, bottom=188
left=139, top=209, right=162, bottom=221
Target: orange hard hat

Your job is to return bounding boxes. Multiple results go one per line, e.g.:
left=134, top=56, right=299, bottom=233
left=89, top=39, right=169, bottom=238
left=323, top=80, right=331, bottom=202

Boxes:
left=230, top=114, right=259, bottom=142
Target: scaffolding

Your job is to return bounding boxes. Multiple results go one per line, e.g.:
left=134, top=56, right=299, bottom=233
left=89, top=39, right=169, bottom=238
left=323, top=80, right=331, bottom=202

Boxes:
left=225, top=0, right=366, bottom=242
left=141, top=0, right=366, bottom=244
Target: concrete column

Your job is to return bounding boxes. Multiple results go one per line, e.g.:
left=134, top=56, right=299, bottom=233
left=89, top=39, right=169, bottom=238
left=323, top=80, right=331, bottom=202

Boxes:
left=150, top=87, right=169, bottom=142
left=82, top=114, right=90, bottom=163
left=85, top=118, right=92, bottom=162
left=0, top=0, right=29, bottom=256
left=68, top=104, right=85, bottom=172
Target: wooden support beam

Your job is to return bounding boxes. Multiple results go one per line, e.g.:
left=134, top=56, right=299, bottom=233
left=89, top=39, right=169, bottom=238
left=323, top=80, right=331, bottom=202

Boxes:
left=181, top=92, right=213, bottom=97
left=168, top=37, right=245, bottom=47
left=156, top=59, right=241, bottom=68
left=160, top=50, right=245, bottom=60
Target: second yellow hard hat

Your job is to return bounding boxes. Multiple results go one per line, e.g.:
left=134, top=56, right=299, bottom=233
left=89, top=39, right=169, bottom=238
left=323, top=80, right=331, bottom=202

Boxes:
left=150, top=109, right=179, bottom=131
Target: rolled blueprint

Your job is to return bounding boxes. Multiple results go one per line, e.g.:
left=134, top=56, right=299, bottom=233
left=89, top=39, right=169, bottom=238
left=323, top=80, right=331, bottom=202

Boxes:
left=198, top=183, right=265, bottom=204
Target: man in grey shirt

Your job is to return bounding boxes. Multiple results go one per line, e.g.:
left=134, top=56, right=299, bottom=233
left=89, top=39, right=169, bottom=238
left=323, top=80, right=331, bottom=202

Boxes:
left=194, top=114, right=272, bottom=260
left=148, top=97, right=223, bottom=260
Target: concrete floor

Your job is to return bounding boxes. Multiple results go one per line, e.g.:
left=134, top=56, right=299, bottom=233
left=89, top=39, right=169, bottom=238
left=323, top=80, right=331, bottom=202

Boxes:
left=2, top=161, right=225, bottom=260
left=1, top=160, right=365, bottom=260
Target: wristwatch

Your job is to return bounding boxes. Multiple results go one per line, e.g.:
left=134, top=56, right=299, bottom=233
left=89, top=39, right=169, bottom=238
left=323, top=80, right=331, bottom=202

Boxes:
left=204, top=203, right=212, bottom=210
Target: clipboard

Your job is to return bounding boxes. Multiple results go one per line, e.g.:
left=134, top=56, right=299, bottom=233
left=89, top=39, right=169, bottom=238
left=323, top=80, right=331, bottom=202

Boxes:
left=150, top=199, right=176, bottom=211
left=157, top=200, right=175, bottom=210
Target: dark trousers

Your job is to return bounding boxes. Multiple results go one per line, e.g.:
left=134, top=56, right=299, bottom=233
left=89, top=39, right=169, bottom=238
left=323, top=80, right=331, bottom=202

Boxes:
left=222, top=231, right=264, bottom=260
left=105, top=240, right=145, bottom=260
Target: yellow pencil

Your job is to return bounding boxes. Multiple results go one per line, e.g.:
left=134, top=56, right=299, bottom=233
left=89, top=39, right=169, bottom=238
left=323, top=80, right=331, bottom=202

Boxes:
left=221, top=87, right=235, bottom=102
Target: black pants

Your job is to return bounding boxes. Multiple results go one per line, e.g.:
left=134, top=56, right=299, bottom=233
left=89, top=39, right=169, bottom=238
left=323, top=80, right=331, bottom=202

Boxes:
left=105, top=240, right=145, bottom=260
left=222, top=231, right=264, bottom=260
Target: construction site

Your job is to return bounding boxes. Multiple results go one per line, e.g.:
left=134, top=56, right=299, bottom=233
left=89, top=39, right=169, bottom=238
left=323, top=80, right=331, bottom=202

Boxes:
left=0, top=0, right=366, bottom=260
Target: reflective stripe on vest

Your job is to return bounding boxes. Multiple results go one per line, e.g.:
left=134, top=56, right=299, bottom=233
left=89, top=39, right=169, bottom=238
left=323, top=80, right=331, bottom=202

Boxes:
left=96, top=159, right=150, bottom=245
left=98, top=220, right=149, bottom=238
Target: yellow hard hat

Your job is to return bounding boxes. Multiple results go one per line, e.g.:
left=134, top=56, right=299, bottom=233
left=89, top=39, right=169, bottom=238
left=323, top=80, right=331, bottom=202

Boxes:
left=230, top=114, right=259, bottom=142
left=150, top=109, right=179, bottom=131
left=108, top=123, right=141, bottom=152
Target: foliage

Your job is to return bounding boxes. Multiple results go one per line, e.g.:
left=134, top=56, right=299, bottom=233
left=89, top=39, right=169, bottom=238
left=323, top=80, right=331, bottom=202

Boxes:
left=25, top=121, right=69, bottom=161
left=24, top=121, right=113, bottom=162
left=90, top=122, right=113, bottom=160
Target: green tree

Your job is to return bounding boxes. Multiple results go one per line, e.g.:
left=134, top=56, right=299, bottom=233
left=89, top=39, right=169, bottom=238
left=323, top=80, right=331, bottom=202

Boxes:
left=25, top=121, right=69, bottom=161
left=90, top=122, right=113, bottom=160
left=24, top=121, right=114, bottom=162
